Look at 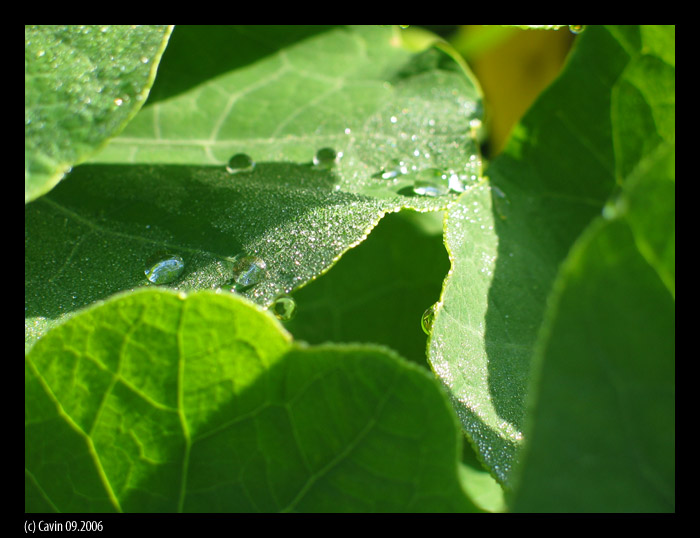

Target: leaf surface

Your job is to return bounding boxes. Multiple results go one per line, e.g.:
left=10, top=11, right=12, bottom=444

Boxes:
left=25, top=25, right=173, bottom=202
left=25, top=26, right=482, bottom=350
left=25, top=288, right=478, bottom=513
left=427, top=25, right=674, bottom=487
left=284, top=209, right=449, bottom=367
left=511, top=144, right=675, bottom=511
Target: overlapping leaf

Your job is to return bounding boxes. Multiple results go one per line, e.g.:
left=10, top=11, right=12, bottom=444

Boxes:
left=283, top=210, right=449, bottom=367
left=25, top=26, right=483, bottom=350
left=25, top=288, right=478, bottom=513
left=25, top=25, right=173, bottom=202
left=511, top=143, right=674, bottom=512
left=427, top=24, right=675, bottom=490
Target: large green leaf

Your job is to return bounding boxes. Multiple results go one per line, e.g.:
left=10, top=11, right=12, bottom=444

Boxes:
left=427, top=25, right=674, bottom=488
left=25, top=25, right=173, bottom=203
left=25, top=288, right=478, bottom=513
left=25, top=26, right=483, bottom=351
left=510, top=143, right=675, bottom=512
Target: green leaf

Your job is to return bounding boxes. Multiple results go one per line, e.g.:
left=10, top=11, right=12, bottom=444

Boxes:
left=509, top=145, right=675, bottom=511
left=284, top=209, right=449, bottom=368
left=25, top=288, right=478, bottom=513
left=427, top=25, right=674, bottom=487
left=25, top=26, right=483, bottom=351
left=24, top=25, right=173, bottom=203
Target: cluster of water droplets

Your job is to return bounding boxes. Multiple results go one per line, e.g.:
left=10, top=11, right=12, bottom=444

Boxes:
left=142, top=245, right=299, bottom=321
left=358, top=76, right=485, bottom=200
left=373, top=150, right=482, bottom=198
left=225, top=147, right=342, bottom=176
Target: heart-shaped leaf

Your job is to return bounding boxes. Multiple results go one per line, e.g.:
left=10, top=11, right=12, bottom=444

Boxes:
left=25, top=288, right=478, bottom=513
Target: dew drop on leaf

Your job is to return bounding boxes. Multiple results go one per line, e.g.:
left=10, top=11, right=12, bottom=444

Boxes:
left=378, top=158, right=409, bottom=180
left=229, top=254, right=267, bottom=291
left=411, top=168, right=450, bottom=197
left=144, top=253, right=185, bottom=285
left=312, top=147, right=339, bottom=169
left=569, top=25, right=585, bottom=34
left=421, top=304, right=436, bottom=335
left=271, top=294, right=297, bottom=321
left=226, top=153, right=255, bottom=174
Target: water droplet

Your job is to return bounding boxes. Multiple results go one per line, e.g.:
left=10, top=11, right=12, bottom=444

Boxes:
left=448, top=173, right=467, bottom=193
left=313, top=147, right=339, bottom=169
left=226, top=153, right=255, bottom=174
left=421, top=304, right=436, bottom=335
left=271, top=295, right=297, bottom=321
left=492, top=185, right=510, bottom=220
left=228, top=254, right=267, bottom=290
left=411, top=168, right=450, bottom=197
left=144, top=253, right=185, bottom=285
left=114, top=98, right=124, bottom=106
left=378, top=158, right=408, bottom=180
left=569, top=25, right=585, bottom=34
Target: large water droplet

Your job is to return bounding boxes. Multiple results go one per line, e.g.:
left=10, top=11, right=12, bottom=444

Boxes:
left=411, top=168, right=450, bottom=197
left=421, top=304, right=437, bottom=335
left=229, top=254, right=267, bottom=290
left=378, top=158, right=409, bottom=180
left=313, top=147, right=339, bottom=169
left=271, top=295, right=297, bottom=321
left=568, top=25, right=585, bottom=34
left=226, top=153, right=255, bottom=174
left=144, top=253, right=185, bottom=285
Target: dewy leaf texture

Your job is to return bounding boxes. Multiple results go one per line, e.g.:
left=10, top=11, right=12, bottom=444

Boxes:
left=510, top=25, right=674, bottom=511
left=25, top=288, right=479, bottom=513
left=511, top=160, right=675, bottom=512
left=25, top=25, right=483, bottom=350
left=25, top=25, right=173, bottom=203
left=25, top=25, right=674, bottom=512
left=427, top=25, right=675, bottom=489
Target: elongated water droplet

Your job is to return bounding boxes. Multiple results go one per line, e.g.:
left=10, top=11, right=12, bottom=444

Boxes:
left=421, top=304, right=436, bottom=335
left=229, top=254, right=267, bottom=290
left=412, top=168, right=450, bottom=197
left=492, top=184, right=510, bottom=220
left=569, top=25, right=585, bottom=34
left=226, top=153, right=255, bottom=174
left=271, top=295, right=297, bottom=321
left=144, top=253, right=185, bottom=285
left=313, top=147, right=339, bottom=169
left=378, top=158, right=409, bottom=180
